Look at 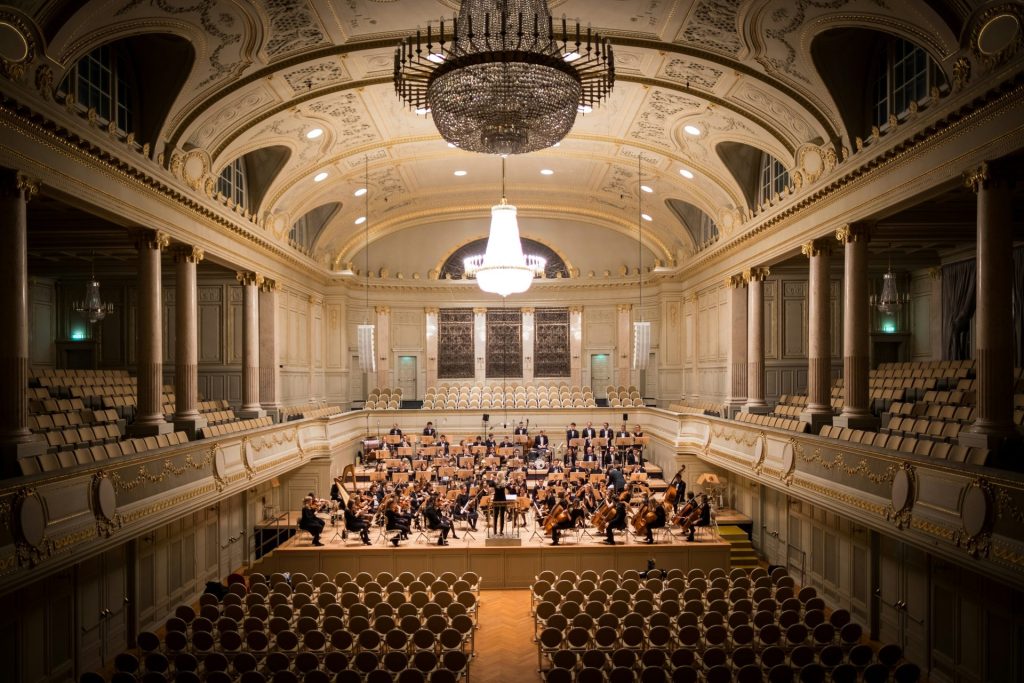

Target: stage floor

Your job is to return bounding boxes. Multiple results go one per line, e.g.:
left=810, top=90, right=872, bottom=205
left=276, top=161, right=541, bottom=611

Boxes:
left=255, top=515, right=732, bottom=588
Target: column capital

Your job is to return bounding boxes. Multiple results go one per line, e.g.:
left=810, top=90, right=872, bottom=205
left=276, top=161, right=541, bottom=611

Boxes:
left=801, top=238, right=832, bottom=258
left=172, top=245, right=204, bottom=264
left=835, top=222, right=870, bottom=244
left=568, top=306, right=583, bottom=314
left=520, top=307, right=535, bottom=314
left=235, top=271, right=263, bottom=287
left=683, top=292, right=698, bottom=304
left=14, top=172, right=39, bottom=201
left=375, top=305, right=391, bottom=315
left=261, top=278, right=280, bottom=293
left=616, top=303, right=632, bottom=313
left=472, top=307, right=488, bottom=314
left=424, top=306, right=439, bottom=315
left=928, top=266, right=942, bottom=280
left=308, top=293, right=323, bottom=305
left=725, top=273, right=748, bottom=289
left=136, top=229, right=170, bottom=251
left=964, top=160, right=1016, bottom=193
left=744, top=267, right=770, bottom=282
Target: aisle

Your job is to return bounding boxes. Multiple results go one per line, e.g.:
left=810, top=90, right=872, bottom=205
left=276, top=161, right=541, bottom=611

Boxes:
left=472, top=589, right=539, bottom=682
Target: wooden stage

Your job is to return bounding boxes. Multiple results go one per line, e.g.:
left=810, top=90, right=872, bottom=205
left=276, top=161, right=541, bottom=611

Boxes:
left=254, top=516, right=732, bottom=589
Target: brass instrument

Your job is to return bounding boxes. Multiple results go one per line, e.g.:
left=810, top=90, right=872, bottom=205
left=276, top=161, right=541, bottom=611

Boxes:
left=543, top=504, right=569, bottom=535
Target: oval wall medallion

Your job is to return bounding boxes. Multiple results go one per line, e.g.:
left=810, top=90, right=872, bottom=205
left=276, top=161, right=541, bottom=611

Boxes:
left=961, top=482, right=992, bottom=539
left=780, top=441, right=796, bottom=482
left=213, top=445, right=228, bottom=482
left=978, top=13, right=1020, bottom=55
left=94, top=475, right=117, bottom=521
left=16, top=491, right=45, bottom=548
left=0, top=21, right=28, bottom=63
left=890, top=466, right=913, bottom=513
left=752, top=435, right=766, bottom=471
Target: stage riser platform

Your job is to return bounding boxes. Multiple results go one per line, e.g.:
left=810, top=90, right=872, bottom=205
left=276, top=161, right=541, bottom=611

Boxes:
left=254, top=544, right=730, bottom=589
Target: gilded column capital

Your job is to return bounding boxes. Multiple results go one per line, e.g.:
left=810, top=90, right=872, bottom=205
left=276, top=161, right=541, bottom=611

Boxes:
left=235, top=271, right=264, bottom=287
left=616, top=304, right=632, bottom=313
left=744, top=267, right=770, bottom=282
left=172, top=245, right=205, bottom=264
left=801, top=238, right=831, bottom=258
left=568, top=306, right=583, bottom=314
left=683, top=292, right=698, bottom=304
left=136, top=229, right=170, bottom=252
left=928, top=267, right=942, bottom=280
left=375, top=305, right=391, bottom=315
left=835, top=223, right=870, bottom=244
left=520, top=307, right=535, bottom=314
left=308, top=293, right=323, bottom=305
left=260, top=278, right=280, bottom=293
left=725, top=273, right=748, bottom=289
left=424, top=307, right=439, bottom=315
left=473, top=307, right=488, bottom=314
left=964, top=160, right=1015, bottom=193
left=14, top=172, right=39, bottom=202
left=964, top=162, right=989, bottom=193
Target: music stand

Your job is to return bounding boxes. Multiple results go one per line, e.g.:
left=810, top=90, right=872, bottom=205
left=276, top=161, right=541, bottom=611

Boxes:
left=527, top=498, right=546, bottom=543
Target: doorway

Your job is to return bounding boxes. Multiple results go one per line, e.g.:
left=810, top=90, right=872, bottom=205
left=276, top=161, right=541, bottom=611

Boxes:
left=397, top=355, right=418, bottom=402
left=590, top=353, right=611, bottom=397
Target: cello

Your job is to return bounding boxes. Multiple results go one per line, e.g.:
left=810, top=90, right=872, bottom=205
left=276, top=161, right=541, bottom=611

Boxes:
left=543, top=503, right=569, bottom=536
left=631, top=495, right=658, bottom=535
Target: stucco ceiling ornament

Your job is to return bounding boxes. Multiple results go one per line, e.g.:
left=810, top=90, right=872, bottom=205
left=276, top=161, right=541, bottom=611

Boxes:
left=182, top=149, right=211, bottom=192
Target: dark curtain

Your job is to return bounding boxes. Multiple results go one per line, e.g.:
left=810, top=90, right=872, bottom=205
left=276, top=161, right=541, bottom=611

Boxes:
left=942, top=259, right=976, bottom=361
left=1014, top=246, right=1024, bottom=368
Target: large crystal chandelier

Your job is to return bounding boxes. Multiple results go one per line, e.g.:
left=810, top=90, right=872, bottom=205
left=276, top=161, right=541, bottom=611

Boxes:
left=73, top=260, right=114, bottom=324
left=871, top=251, right=909, bottom=314
left=464, top=158, right=545, bottom=297
left=394, top=0, right=615, bottom=155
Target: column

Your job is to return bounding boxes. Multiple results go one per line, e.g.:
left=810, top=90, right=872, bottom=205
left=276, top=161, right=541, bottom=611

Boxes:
left=521, top=307, right=535, bottom=383
left=724, top=274, right=748, bottom=417
left=236, top=271, right=265, bottom=418
left=473, top=307, right=487, bottom=384
left=172, top=245, right=206, bottom=438
left=129, top=229, right=173, bottom=436
left=259, top=279, right=280, bottom=420
left=616, top=304, right=633, bottom=387
left=960, top=161, right=1020, bottom=451
left=425, top=307, right=439, bottom=389
left=569, top=306, right=583, bottom=387
left=744, top=267, right=771, bottom=414
left=833, top=223, right=878, bottom=430
left=308, top=294, right=322, bottom=402
left=0, top=170, right=44, bottom=471
left=375, top=305, right=391, bottom=390
left=684, top=293, right=699, bottom=399
left=800, top=239, right=834, bottom=432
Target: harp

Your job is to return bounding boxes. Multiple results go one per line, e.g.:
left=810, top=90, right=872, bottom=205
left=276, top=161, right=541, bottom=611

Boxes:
left=335, top=464, right=359, bottom=508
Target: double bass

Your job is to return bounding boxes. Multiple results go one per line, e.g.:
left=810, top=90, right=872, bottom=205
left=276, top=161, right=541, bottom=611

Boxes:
left=664, top=467, right=685, bottom=510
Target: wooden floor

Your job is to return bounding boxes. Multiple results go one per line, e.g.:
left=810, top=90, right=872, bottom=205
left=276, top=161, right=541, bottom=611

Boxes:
left=474, top=589, right=538, bottom=682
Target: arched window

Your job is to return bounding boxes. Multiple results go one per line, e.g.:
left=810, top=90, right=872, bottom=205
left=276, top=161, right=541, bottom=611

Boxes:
left=667, top=199, right=719, bottom=252
left=757, top=152, right=789, bottom=205
left=289, top=202, right=340, bottom=254
left=60, top=44, right=135, bottom=133
left=871, top=37, right=945, bottom=128
left=217, top=157, right=247, bottom=208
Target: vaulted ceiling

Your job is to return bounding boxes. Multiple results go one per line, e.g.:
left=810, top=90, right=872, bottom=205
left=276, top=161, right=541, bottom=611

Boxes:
left=32, top=0, right=973, bottom=276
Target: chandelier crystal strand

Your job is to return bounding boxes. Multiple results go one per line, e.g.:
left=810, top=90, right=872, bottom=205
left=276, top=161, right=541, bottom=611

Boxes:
left=873, top=248, right=908, bottom=315
left=74, top=256, right=114, bottom=324
left=395, top=0, right=615, bottom=155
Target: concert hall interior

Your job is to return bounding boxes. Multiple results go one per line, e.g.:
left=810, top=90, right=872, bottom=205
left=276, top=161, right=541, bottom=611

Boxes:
left=1, top=1, right=1024, bottom=681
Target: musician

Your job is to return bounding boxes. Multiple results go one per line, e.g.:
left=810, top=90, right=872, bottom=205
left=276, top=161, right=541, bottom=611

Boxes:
left=624, top=447, right=642, bottom=467
left=385, top=499, right=411, bottom=546
left=422, top=421, right=437, bottom=437
left=492, top=471, right=509, bottom=535
left=632, top=425, right=644, bottom=437
left=454, top=484, right=479, bottom=531
left=423, top=494, right=456, bottom=545
left=604, top=495, right=628, bottom=545
left=343, top=499, right=371, bottom=545
left=483, top=433, right=497, bottom=452
left=581, top=445, right=599, bottom=463
left=566, top=422, right=580, bottom=444
left=549, top=495, right=575, bottom=546
left=514, top=422, right=529, bottom=436
left=682, top=494, right=711, bottom=542
left=437, top=435, right=450, bottom=456
left=606, top=465, right=627, bottom=492
left=533, top=430, right=550, bottom=450
left=498, top=435, right=516, bottom=449
left=329, top=479, right=343, bottom=503
left=389, top=424, right=403, bottom=436
left=299, top=496, right=325, bottom=547
left=668, top=471, right=686, bottom=511
left=643, top=495, right=667, bottom=544
left=582, top=422, right=597, bottom=439
left=632, top=425, right=646, bottom=466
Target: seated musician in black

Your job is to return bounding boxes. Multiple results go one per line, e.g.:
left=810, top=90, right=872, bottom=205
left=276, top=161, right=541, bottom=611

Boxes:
left=422, top=421, right=437, bottom=437
left=604, top=496, right=628, bottom=545
left=423, top=494, right=455, bottom=545
left=454, top=484, right=479, bottom=531
left=384, top=499, right=411, bottom=546
left=645, top=497, right=667, bottom=544
left=343, top=499, right=371, bottom=545
left=682, top=494, right=711, bottom=542
left=483, top=433, right=497, bottom=452
left=550, top=495, right=575, bottom=546
left=329, top=479, right=343, bottom=503
left=299, top=496, right=325, bottom=546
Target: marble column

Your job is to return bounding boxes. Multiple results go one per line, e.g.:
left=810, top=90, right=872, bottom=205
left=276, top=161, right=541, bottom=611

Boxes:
left=800, top=239, right=834, bottom=432
left=259, top=279, right=281, bottom=420
left=425, top=307, right=439, bottom=389
left=833, top=223, right=878, bottom=430
left=744, top=267, right=770, bottom=414
left=129, top=229, right=173, bottom=436
left=375, top=305, right=391, bottom=390
left=0, top=170, right=44, bottom=471
left=172, top=245, right=206, bottom=438
left=236, top=271, right=265, bottom=418
left=616, top=304, right=633, bottom=387
left=473, top=307, right=487, bottom=384
left=960, top=162, right=1020, bottom=450
left=724, top=274, right=748, bottom=417
left=521, top=307, right=535, bottom=383
left=569, top=306, right=583, bottom=387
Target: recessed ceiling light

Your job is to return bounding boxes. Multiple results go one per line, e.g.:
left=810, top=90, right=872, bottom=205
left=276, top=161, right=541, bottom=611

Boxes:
left=540, top=169, right=554, bottom=175
left=641, top=213, right=653, bottom=222
left=354, top=188, right=367, bottom=197
left=306, top=128, right=324, bottom=139
left=453, top=170, right=468, bottom=176
left=354, top=216, right=366, bottom=225
left=640, top=185, right=653, bottom=193
left=415, top=106, right=431, bottom=116
left=683, top=124, right=702, bottom=136
left=679, top=168, right=695, bottom=179
left=313, top=172, right=329, bottom=182
left=577, top=104, right=593, bottom=114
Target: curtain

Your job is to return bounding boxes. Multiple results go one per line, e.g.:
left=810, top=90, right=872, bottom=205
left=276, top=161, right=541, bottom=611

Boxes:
left=942, top=259, right=976, bottom=361
left=1014, top=246, right=1024, bottom=368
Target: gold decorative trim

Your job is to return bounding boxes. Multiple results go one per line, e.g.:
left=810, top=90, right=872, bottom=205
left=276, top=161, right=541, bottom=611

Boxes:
left=236, top=271, right=264, bottom=287
left=796, top=445, right=897, bottom=484
left=173, top=245, right=205, bottom=264
left=109, top=449, right=214, bottom=492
